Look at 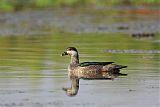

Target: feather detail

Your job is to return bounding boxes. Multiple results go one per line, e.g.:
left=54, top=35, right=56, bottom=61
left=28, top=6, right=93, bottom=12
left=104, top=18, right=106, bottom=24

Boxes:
left=78, top=62, right=114, bottom=67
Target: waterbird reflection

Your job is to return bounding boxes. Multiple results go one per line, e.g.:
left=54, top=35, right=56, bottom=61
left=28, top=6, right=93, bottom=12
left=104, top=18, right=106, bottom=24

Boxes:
left=62, top=77, right=79, bottom=97
left=63, top=73, right=127, bottom=97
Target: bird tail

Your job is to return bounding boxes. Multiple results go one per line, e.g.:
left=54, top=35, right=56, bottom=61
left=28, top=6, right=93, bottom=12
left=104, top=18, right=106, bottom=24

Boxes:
left=118, top=73, right=128, bottom=76
left=110, top=65, right=127, bottom=74
left=114, top=65, right=127, bottom=69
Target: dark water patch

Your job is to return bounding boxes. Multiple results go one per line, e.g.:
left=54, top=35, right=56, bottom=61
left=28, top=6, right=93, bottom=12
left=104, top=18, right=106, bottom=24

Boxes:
left=0, top=90, right=25, bottom=95
left=129, top=89, right=136, bottom=92
left=0, top=101, right=64, bottom=107
left=131, top=33, right=155, bottom=38
left=103, top=49, right=160, bottom=54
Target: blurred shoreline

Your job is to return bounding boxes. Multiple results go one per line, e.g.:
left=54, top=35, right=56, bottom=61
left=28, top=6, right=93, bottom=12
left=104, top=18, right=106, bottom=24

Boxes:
left=0, top=5, right=159, bottom=36
left=0, top=0, right=160, bottom=12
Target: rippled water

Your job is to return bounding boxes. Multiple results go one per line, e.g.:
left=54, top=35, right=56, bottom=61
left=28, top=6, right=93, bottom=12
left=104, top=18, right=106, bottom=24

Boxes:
left=0, top=6, right=160, bottom=107
left=0, top=34, right=159, bottom=107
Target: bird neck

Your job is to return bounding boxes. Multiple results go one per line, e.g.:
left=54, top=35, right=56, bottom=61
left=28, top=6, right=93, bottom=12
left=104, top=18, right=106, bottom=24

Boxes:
left=70, top=55, right=79, bottom=65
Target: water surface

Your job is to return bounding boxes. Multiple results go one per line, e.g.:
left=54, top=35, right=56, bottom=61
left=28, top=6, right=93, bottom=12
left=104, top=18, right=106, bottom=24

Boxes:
left=0, top=34, right=159, bottom=107
left=0, top=6, right=159, bottom=107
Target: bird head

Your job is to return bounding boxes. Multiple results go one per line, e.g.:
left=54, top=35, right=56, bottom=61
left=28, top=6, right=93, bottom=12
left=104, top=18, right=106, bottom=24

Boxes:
left=61, top=47, right=78, bottom=57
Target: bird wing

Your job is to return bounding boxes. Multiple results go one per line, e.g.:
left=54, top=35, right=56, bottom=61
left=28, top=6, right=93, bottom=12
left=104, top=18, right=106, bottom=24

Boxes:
left=78, top=62, right=114, bottom=67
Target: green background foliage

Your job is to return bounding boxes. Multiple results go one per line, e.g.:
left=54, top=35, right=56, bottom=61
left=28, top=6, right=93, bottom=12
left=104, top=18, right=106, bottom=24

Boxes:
left=0, top=0, right=159, bottom=11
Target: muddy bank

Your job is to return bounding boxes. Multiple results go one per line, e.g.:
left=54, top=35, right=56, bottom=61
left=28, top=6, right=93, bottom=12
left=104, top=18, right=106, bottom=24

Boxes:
left=0, top=6, right=159, bottom=36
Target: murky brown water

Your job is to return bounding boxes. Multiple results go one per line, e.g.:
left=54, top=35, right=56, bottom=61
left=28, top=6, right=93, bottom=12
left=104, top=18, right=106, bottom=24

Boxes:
left=0, top=6, right=159, bottom=107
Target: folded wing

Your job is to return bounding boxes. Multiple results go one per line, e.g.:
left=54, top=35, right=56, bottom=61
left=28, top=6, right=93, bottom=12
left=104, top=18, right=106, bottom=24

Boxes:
left=78, top=62, right=114, bottom=67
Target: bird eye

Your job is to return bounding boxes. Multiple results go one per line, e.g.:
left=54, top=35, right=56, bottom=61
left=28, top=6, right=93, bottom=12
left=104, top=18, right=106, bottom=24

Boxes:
left=68, top=48, right=72, bottom=51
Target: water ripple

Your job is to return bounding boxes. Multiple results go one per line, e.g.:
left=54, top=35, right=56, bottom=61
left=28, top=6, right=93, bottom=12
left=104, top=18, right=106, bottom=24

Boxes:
left=103, top=49, right=160, bottom=54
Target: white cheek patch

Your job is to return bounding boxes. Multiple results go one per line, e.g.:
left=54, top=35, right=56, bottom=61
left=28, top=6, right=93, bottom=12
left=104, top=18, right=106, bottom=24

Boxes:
left=67, top=50, right=77, bottom=56
left=67, top=51, right=71, bottom=54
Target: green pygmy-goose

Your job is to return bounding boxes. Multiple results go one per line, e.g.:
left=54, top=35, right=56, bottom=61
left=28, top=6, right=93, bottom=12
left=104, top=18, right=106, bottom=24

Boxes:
left=62, top=47, right=127, bottom=79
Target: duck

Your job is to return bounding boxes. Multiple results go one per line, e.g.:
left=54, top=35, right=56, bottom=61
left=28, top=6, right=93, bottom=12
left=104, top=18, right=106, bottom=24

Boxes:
left=62, top=47, right=127, bottom=80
